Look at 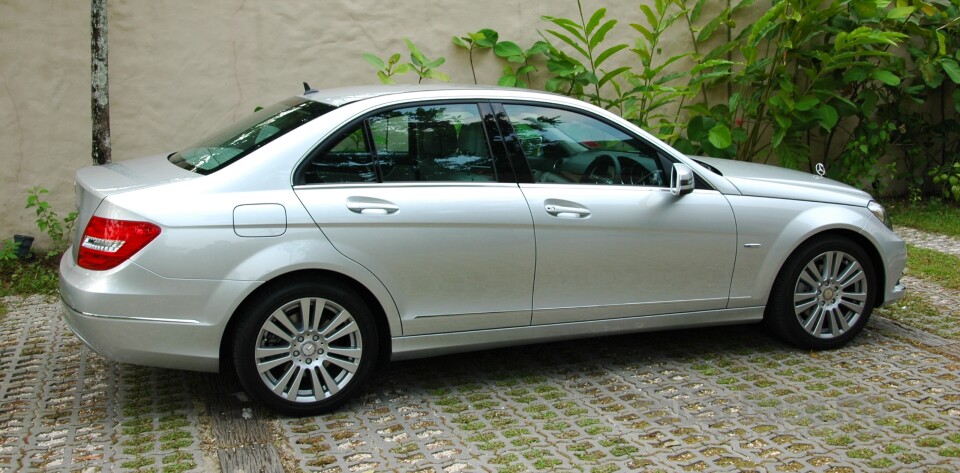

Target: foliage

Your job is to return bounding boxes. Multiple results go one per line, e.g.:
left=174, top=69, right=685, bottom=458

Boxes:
left=931, top=162, right=960, bottom=201
left=26, top=186, right=77, bottom=254
left=1, top=186, right=77, bottom=296
left=0, top=239, right=19, bottom=262
left=452, top=29, right=498, bottom=84
left=362, top=0, right=959, bottom=196
left=0, top=257, right=60, bottom=296
left=362, top=39, right=450, bottom=84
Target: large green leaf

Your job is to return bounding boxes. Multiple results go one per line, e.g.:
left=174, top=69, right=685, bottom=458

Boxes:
left=361, top=53, right=385, bottom=69
left=871, top=69, right=901, bottom=86
left=942, top=58, right=960, bottom=84
left=494, top=41, right=524, bottom=61
left=708, top=124, right=733, bottom=149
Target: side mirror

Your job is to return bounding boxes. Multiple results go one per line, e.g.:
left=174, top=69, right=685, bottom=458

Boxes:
left=670, top=163, right=695, bottom=196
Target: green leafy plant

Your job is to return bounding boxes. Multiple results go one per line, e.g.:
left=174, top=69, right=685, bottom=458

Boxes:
left=362, top=39, right=450, bottom=84
left=26, top=186, right=77, bottom=252
left=540, top=1, right=629, bottom=104
left=932, top=162, right=960, bottom=202
left=452, top=29, right=499, bottom=84
left=0, top=239, right=19, bottom=262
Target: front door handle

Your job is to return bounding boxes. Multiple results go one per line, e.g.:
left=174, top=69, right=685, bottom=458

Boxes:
left=544, top=203, right=591, bottom=218
left=346, top=197, right=399, bottom=215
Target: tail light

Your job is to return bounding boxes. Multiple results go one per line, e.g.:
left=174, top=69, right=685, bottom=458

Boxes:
left=78, top=216, right=161, bottom=270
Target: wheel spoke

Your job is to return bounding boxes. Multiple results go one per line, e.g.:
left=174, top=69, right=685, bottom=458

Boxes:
left=321, top=309, right=352, bottom=337
left=257, top=354, right=292, bottom=373
left=269, top=306, right=300, bottom=336
left=326, top=356, right=359, bottom=373
left=262, top=319, right=295, bottom=343
left=269, top=363, right=297, bottom=396
left=326, top=346, right=362, bottom=359
left=318, top=364, right=340, bottom=396
left=802, top=306, right=825, bottom=336
left=800, top=262, right=823, bottom=287
left=794, top=298, right=818, bottom=314
left=325, top=321, right=360, bottom=343
left=285, top=367, right=306, bottom=401
left=308, top=368, right=326, bottom=400
left=309, top=298, right=328, bottom=332
left=837, top=266, right=865, bottom=288
left=255, top=346, right=290, bottom=358
left=829, top=307, right=850, bottom=333
left=299, top=299, right=314, bottom=332
left=839, top=298, right=864, bottom=314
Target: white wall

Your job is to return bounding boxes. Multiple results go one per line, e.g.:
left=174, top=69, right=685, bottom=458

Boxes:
left=0, top=0, right=676, bottom=247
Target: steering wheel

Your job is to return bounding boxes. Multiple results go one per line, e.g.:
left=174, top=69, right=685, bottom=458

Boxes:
left=624, top=164, right=659, bottom=186
left=580, top=154, right=622, bottom=184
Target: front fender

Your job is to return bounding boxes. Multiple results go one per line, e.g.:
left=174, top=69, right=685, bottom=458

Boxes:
left=726, top=196, right=872, bottom=308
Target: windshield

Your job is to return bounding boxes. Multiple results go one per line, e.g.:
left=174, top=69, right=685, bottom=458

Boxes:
left=169, top=97, right=334, bottom=174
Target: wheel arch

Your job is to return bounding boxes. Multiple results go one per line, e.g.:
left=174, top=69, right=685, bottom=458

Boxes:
left=218, top=269, right=394, bottom=374
left=778, top=228, right=887, bottom=307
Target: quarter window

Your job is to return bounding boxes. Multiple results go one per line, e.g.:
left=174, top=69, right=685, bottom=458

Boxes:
left=503, top=104, right=666, bottom=186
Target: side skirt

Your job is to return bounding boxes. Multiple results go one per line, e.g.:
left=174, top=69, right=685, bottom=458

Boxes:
left=391, top=307, right=765, bottom=361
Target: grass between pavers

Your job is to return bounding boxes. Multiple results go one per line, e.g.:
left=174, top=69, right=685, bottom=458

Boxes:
left=887, top=199, right=960, bottom=238
left=906, top=245, right=960, bottom=291
left=875, top=294, right=960, bottom=341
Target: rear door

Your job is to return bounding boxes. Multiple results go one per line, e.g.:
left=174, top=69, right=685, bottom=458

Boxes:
left=294, top=102, right=535, bottom=335
left=497, top=103, right=738, bottom=324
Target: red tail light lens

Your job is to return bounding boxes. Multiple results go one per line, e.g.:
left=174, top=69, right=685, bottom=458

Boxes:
left=78, top=216, right=161, bottom=270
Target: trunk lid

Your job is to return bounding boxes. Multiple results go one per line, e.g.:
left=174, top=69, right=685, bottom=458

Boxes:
left=70, top=153, right=198, bottom=261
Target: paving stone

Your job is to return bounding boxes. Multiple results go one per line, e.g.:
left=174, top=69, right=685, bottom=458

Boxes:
left=3, top=268, right=960, bottom=472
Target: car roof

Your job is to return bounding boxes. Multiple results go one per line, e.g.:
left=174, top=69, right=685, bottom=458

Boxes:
left=300, top=84, right=564, bottom=107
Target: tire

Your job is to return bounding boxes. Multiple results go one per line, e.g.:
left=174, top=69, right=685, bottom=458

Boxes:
left=232, top=280, right=379, bottom=416
left=765, top=236, right=876, bottom=349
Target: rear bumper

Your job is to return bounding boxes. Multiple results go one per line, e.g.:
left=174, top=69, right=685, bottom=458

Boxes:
left=59, top=251, right=258, bottom=372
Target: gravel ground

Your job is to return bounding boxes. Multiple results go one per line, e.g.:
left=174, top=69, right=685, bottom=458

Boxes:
left=1, top=227, right=958, bottom=472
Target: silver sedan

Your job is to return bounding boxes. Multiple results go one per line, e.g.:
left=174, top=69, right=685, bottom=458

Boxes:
left=60, top=85, right=906, bottom=415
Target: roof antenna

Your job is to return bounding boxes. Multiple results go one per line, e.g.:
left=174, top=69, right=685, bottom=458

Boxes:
left=303, top=82, right=318, bottom=94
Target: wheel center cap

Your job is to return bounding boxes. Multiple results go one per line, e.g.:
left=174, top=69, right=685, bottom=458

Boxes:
left=301, top=342, right=317, bottom=357
left=823, top=289, right=835, bottom=300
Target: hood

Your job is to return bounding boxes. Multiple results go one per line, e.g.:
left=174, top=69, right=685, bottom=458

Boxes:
left=690, top=156, right=872, bottom=206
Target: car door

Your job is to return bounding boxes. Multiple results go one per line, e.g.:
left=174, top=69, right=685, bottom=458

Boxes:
left=498, top=103, right=737, bottom=325
left=294, top=102, right=535, bottom=335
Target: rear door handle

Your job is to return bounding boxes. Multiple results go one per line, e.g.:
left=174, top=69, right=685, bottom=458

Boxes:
left=346, top=197, right=399, bottom=215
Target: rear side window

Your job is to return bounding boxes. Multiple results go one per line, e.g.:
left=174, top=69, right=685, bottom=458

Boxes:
left=299, top=103, right=497, bottom=184
left=170, top=97, right=334, bottom=175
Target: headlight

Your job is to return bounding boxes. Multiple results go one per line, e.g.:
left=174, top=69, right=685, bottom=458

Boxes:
left=867, top=201, right=892, bottom=229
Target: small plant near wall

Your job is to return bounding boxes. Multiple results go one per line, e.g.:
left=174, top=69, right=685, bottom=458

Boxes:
left=26, top=186, right=77, bottom=255
left=363, top=39, right=450, bottom=84
left=1, top=187, right=77, bottom=296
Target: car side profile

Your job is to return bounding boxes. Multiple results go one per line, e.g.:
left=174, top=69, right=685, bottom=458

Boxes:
left=60, top=85, right=906, bottom=415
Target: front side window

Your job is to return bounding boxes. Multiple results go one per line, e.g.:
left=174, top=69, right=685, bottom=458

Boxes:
left=170, top=97, right=333, bottom=175
left=503, top=104, right=666, bottom=186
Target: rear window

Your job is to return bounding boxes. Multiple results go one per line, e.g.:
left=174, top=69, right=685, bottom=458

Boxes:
left=169, top=97, right=334, bottom=174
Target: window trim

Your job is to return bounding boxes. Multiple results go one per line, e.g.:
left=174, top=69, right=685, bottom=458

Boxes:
left=294, top=99, right=522, bottom=186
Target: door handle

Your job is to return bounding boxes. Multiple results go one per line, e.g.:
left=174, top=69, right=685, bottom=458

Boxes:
left=544, top=203, right=591, bottom=218
left=346, top=197, right=399, bottom=215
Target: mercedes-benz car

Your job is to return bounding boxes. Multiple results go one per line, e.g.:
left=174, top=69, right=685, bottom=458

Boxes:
left=60, top=85, right=906, bottom=415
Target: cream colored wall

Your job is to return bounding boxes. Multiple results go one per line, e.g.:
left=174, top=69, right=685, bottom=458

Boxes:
left=0, top=0, right=666, bottom=248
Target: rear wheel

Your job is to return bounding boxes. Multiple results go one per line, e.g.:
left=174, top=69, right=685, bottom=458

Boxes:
left=765, top=236, right=875, bottom=349
left=232, top=280, right=378, bottom=416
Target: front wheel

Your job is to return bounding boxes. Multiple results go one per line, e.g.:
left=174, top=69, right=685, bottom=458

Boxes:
left=232, top=280, right=378, bottom=416
left=765, top=236, right=876, bottom=349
